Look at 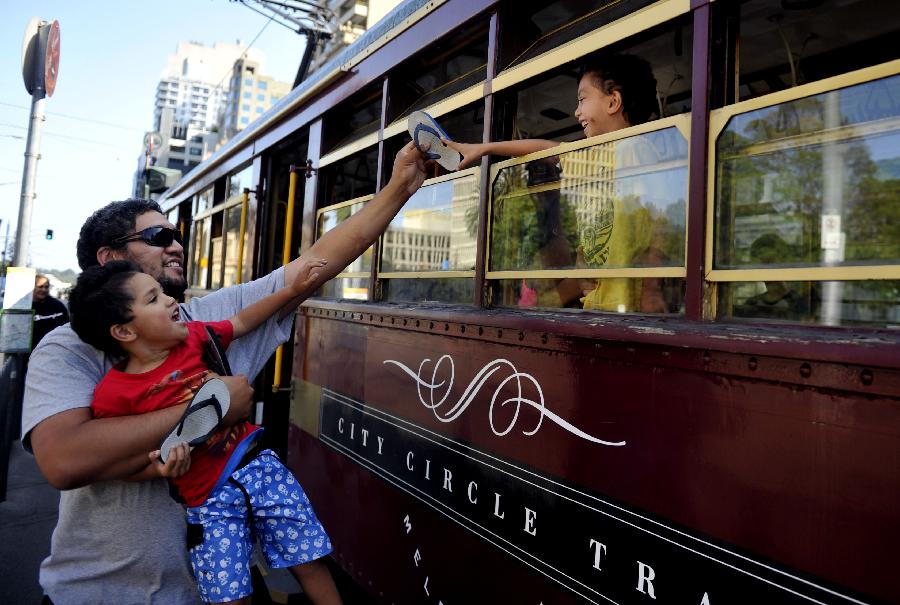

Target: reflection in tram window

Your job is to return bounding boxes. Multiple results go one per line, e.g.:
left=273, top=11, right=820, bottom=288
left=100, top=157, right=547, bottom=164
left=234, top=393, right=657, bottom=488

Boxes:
left=316, top=201, right=372, bottom=275
left=315, top=198, right=373, bottom=300
left=491, top=127, right=688, bottom=312
left=318, top=277, right=370, bottom=301
left=492, top=278, right=684, bottom=313
left=317, top=146, right=379, bottom=206
left=190, top=217, right=209, bottom=289
left=222, top=204, right=244, bottom=288
left=382, top=278, right=474, bottom=304
left=381, top=173, right=479, bottom=273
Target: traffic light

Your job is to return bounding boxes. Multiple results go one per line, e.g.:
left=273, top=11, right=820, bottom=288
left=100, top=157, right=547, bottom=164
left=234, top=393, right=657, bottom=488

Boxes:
left=45, top=229, right=53, bottom=240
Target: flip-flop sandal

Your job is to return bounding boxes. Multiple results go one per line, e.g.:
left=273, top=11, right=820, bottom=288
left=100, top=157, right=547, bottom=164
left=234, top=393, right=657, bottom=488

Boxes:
left=408, top=110, right=462, bottom=171
left=159, top=378, right=231, bottom=463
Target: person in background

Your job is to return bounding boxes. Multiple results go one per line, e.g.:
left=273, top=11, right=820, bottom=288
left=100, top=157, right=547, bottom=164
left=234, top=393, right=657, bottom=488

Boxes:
left=31, top=274, right=69, bottom=349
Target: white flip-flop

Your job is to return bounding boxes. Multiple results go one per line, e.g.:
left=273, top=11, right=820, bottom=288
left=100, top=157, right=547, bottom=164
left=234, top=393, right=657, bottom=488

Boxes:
left=408, top=110, right=462, bottom=171
left=159, top=378, right=231, bottom=463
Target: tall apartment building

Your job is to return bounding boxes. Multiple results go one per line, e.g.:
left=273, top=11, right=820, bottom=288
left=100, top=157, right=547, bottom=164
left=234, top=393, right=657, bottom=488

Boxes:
left=308, top=0, right=401, bottom=73
left=134, top=41, right=268, bottom=197
left=220, top=58, right=292, bottom=141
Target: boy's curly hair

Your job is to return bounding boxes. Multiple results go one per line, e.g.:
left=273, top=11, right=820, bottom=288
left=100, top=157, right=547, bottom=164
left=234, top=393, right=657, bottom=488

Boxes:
left=579, top=53, right=658, bottom=126
left=69, top=261, right=142, bottom=355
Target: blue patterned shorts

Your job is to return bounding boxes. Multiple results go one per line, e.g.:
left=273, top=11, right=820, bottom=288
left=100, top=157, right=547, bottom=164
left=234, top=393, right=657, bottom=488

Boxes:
left=185, top=450, right=332, bottom=603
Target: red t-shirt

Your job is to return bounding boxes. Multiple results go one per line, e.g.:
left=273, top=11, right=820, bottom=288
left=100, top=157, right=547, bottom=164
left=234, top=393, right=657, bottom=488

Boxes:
left=92, top=320, right=258, bottom=506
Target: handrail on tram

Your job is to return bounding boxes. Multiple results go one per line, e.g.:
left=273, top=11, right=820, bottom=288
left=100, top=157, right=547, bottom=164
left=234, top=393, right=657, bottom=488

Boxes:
left=272, top=166, right=300, bottom=391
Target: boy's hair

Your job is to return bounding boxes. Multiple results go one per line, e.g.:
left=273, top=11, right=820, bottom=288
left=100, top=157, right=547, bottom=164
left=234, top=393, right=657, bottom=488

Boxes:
left=69, top=261, right=142, bottom=355
left=579, top=53, right=658, bottom=126
left=77, top=199, right=163, bottom=271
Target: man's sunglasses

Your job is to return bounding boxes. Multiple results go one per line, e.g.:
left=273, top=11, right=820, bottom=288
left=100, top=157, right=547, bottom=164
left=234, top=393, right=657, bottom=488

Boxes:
left=110, top=226, right=183, bottom=248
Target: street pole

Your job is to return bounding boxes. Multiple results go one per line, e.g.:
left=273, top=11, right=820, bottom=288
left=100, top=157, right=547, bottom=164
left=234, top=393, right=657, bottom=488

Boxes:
left=12, top=88, right=46, bottom=267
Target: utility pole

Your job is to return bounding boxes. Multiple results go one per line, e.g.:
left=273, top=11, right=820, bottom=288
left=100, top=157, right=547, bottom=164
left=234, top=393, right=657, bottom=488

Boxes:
left=14, top=18, right=60, bottom=267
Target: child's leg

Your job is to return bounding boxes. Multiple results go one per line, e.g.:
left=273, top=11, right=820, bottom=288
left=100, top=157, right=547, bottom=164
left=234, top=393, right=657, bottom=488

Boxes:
left=289, top=560, right=342, bottom=605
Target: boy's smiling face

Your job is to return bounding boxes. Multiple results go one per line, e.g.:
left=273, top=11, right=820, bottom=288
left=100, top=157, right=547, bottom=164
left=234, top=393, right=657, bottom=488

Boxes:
left=115, top=272, right=189, bottom=348
left=574, top=71, right=627, bottom=137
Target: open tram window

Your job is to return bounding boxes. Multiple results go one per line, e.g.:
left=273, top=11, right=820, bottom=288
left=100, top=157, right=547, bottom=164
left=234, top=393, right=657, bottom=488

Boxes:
left=719, top=0, right=900, bottom=105
left=266, top=131, right=309, bottom=276
left=711, top=66, right=900, bottom=328
left=377, top=169, right=480, bottom=305
left=314, top=195, right=373, bottom=301
left=385, top=18, right=489, bottom=127
left=321, top=81, right=383, bottom=156
left=488, top=122, right=689, bottom=313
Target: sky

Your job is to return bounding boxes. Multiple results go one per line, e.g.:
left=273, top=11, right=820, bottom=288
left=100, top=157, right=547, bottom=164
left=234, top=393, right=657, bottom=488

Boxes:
left=0, top=0, right=307, bottom=273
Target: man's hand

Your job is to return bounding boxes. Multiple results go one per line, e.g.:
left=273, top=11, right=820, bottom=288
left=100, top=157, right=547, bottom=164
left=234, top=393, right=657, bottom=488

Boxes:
left=289, top=257, right=327, bottom=296
left=149, top=442, right=191, bottom=478
left=219, top=374, right=254, bottom=425
left=388, top=140, right=428, bottom=196
left=442, top=139, right=486, bottom=170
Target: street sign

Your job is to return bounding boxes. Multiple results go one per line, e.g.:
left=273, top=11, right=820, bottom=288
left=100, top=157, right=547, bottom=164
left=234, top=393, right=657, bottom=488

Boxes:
left=21, top=18, right=61, bottom=98
left=43, top=21, right=61, bottom=97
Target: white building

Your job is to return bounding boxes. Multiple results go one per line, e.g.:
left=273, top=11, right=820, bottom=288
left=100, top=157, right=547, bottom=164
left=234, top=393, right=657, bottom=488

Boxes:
left=309, top=0, right=401, bottom=73
left=220, top=58, right=292, bottom=141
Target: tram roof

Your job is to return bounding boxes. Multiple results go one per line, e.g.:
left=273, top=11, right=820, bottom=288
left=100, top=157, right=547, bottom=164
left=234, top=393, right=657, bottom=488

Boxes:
left=159, top=0, right=440, bottom=207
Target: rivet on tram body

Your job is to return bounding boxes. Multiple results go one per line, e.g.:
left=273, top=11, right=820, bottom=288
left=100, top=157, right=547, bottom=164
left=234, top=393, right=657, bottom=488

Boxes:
left=748, top=357, right=758, bottom=371
left=860, top=368, right=874, bottom=386
left=799, top=363, right=812, bottom=378
left=703, top=351, right=711, bottom=365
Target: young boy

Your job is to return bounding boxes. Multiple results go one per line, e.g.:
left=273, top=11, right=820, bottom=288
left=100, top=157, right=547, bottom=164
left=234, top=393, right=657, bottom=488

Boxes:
left=443, top=53, right=663, bottom=311
left=68, top=258, right=342, bottom=605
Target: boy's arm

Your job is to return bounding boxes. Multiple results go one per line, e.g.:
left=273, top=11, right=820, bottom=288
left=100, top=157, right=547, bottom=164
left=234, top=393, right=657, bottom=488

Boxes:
left=230, top=258, right=326, bottom=339
left=443, top=139, right=560, bottom=169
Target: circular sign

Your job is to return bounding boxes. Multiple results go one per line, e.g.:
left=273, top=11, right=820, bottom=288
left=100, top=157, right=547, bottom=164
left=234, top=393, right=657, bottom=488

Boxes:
left=44, top=20, right=60, bottom=97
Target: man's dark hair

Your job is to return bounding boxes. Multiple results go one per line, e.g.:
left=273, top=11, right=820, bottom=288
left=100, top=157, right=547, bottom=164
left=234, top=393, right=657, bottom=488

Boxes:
left=76, top=199, right=162, bottom=271
left=69, top=261, right=141, bottom=355
left=579, top=53, right=658, bottom=126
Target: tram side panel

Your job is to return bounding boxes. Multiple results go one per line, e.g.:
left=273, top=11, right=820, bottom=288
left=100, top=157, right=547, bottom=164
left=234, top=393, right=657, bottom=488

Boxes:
left=288, top=311, right=898, bottom=605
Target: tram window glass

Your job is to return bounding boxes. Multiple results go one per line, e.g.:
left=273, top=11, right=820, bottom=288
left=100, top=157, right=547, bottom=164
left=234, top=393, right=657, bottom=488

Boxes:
left=317, top=146, right=379, bottom=206
left=383, top=278, right=475, bottom=305
left=380, top=170, right=480, bottom=273
left=730, top=0, right=900, bottom=103
left=190, top=217, right=210, bottom=289
left=489, top=126, right=688, bottom=312
left=386, top=19, right=489, bottom=125
left=315, top=197, right=373, bottom=300
left=492, top=278, right=684, bottom=313
left=497, top=0, right=658, bottom=72
left=228, top=164, right=253, bottom=198
left=714, top=73, right=900, bottom=270
left=209, top=212, right=225, bottom=290
left=195, top=185, right=214, bottom=214
left=322, top=82, right=383, bottom=155
left=222, top=203, right=244, bottom=288
left=718, top=281, right=900, bottom=329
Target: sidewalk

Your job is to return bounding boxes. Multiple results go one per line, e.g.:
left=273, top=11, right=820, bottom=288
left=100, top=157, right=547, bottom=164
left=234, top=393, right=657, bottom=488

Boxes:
left=0, top=440, right=59, bottom=604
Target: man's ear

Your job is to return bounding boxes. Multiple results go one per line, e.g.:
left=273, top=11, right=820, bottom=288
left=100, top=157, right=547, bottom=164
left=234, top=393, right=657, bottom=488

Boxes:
left=607, top=89, right=623, bottom=115
left=110, top=323, right=137, bottom=344
left=97, top=246, right=125, bottom=266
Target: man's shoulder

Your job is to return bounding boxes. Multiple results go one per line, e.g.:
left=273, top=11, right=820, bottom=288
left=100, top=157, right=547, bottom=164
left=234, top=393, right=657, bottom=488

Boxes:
left=31, top=323, right=106, bottom=366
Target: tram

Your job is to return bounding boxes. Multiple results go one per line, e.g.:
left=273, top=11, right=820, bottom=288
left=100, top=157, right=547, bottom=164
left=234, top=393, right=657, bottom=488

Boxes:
left=158, top=1, right=900, bottom=603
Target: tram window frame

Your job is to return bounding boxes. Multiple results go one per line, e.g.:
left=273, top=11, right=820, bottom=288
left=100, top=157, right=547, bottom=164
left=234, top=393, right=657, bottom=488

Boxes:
left=317, top=144, right=380, bottom=207
left=313, top=194, right=375, bottom=301
left=706, top=59, right=900, bottom=329
left=222, top=163, right=254, bottom=287
left=486, top=115, right=691, bottom=314
left=321, top=80, right=384, bottom=157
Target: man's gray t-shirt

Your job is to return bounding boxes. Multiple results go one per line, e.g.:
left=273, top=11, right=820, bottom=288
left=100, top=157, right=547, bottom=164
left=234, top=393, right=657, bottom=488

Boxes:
left=21, top=268, right=294, bottom=605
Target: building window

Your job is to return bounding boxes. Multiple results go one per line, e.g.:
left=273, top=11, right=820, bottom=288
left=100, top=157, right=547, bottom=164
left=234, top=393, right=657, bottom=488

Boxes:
left=243, top=92, right=251, bottom=99
left=242, top=104, right=250, bottom=112
left=257, top=81, right=267, bottom=90
left=240, top=117, right=249, bottom=125
left=190, top=148, right=202, bottom=156
left=244, top=78, right=253, bottom=86
left=257, top=93, right=265, bottom=101
left=256, top=106, right=263, bottom=113
left=271, top=96, right=280, bottom=103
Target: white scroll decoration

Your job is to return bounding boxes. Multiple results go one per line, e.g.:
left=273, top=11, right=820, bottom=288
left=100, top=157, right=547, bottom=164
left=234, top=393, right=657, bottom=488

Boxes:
left=384, top=355, right=625, bottom=446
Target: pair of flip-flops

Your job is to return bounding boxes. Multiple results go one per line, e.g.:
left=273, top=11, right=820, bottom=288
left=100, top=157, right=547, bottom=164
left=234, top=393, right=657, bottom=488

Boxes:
left=408, top=110, right=463, bottom=171
left=159, top=327, right=234, bottom=463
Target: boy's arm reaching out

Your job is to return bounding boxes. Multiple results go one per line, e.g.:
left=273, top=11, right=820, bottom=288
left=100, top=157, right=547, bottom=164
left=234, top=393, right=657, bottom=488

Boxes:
left=442, top=139, right=560, bottom=169
left=229, top=257, right=327, bottom=339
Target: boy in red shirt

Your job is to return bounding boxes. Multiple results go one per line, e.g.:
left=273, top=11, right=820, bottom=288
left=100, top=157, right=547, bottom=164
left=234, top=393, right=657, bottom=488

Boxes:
left=68, top=259, right=341, bottom=605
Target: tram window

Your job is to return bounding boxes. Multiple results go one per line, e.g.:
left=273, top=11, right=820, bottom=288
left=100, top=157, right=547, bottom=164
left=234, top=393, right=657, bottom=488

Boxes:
left=190, top=217, right=210, bottom=289
left=317, top=146, right=379, bottom=206
left=321, top=81, right=383, bottom=155
left=492, top=278, right=684, bottom=313
left=315, top=197, right=373, bottom=300
left=228, top=164, right=253, bottom=198
left=489, top=126, right=688, bottom=312
left=222, top=204, right=245, bottom=288
left=380, top=170, right=480, bottom=274
left=209, top=212, right=225, bottom=290
left=195, top=185, right=214, bottom=214
left=714, top=74, right=900, bottom=270
left=718, top=281, right=900, bottom=329
left=497, top=0, right=658, bottom=72
left=728, top=0, right=900, bottom=103
left=386, top=19, right=489, bottom=125
left=383, top=278, right=475, bottom=305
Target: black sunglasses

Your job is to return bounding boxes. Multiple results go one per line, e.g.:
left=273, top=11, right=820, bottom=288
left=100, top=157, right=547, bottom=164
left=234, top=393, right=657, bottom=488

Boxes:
left=110, top=225, right=183, bottom=248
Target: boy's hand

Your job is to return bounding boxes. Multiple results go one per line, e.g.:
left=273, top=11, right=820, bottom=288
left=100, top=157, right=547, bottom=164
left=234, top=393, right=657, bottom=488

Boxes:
left=290, top=257, right=327, bottom=296
left=149, top=442, right=191, bottom=478
left=442, top=139, right=484, bottom=170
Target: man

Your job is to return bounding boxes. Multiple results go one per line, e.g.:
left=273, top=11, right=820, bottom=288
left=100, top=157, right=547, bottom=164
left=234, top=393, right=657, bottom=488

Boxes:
left=22, top=141, right=428, bottom=605
left=31, top=274, right=69, bottom=349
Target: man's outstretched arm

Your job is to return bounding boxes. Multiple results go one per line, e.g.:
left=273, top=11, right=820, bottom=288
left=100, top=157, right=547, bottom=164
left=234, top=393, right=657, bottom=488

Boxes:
left=282, top=141, right=427, bottom=294
left=29, top=374, right=253, bottom=490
